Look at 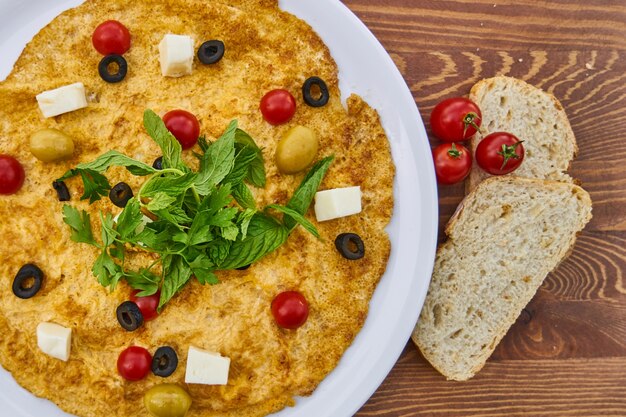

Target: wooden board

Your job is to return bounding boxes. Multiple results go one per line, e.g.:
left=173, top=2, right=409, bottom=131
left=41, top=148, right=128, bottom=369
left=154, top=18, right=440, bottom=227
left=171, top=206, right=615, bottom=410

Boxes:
left=344, top=0, right=626, bottom=415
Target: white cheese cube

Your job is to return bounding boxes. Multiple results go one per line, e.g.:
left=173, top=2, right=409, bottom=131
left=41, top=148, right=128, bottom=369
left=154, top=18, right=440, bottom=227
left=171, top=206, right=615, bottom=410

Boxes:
left=36, top=82, right=88, bottom=118
left=314, top=186, right=362, bottom=222
left=37, top=322, right=72, bottom=362
left=185, top=346, right=230, bottom=385
left=159, top=34, right=194, bottom=77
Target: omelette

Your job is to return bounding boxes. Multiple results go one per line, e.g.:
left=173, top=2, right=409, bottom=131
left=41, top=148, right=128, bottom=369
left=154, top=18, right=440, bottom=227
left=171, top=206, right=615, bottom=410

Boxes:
left=0, top=0, right=394, bottom=416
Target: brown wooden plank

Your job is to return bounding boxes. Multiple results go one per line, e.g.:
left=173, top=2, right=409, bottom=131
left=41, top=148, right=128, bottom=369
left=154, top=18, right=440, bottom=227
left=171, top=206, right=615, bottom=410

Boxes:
left=345, top=0, right=626, bottom=51
left=358, top=350, right=626, bottom=416
left=341, top=0, right=626, bottom=415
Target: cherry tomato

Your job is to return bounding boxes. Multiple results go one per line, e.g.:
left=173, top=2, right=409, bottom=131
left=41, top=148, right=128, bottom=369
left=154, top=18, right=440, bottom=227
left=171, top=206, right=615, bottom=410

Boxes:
left=260, top=89, right=296, bottom=125
left=430, top=97, right=482, bottom=142
left=130, top=290, right=160, bottom=321
left=92, top=20, right=131, bottom=55
left=432, top=143, right=472, bottom=185
left=0, top=155, right=25, bottom=195
left=271, top=291, right=309, bottom=329
left=117, top=346, right=152, bottom=381
left=475, top=132, right=525, bottom=175
left=163, top=110, right=200, bottom=150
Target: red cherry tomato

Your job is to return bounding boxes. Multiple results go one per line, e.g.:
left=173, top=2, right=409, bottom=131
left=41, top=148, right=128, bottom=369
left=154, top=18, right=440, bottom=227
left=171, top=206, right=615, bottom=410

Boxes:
left=271, top=291, right=309, bottom=329
left=260, top=89, right=296, bottom=125
left=162, top=110, right=200, bottom=150
left=432, top=143, right=472, bottom=185
left=475, top=132, right=525, bottom=175
left=92, top=20, right=131, bottom=55
left=117, top=346, right=152, bottom=381
left=430, top=97, right=482, bottom=142
left=130, top=290, right=160, bottom=321
left=0, top=155, right=25, bottom=195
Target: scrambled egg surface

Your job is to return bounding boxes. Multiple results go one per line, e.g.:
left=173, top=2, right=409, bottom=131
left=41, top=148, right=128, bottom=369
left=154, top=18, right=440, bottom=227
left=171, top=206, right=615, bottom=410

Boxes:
left=0, top=0, right=394, bottom=415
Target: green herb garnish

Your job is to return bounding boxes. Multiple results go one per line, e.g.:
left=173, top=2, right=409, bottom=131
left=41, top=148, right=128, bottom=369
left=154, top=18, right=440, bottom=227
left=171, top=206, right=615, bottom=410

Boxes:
left=58, top=109, right=332, bottom=308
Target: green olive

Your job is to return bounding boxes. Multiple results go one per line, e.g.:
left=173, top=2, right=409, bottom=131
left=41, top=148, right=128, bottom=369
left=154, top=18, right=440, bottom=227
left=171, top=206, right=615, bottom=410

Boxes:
left=143, top=384, right=192, bottom=417
left=275, top=125, right=318, bottom=174
left=29, top=128, right=75, bottom=162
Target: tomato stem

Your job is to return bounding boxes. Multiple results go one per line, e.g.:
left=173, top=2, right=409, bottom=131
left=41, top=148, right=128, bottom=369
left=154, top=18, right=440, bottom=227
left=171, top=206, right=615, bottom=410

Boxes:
left=498, top=141, right=524, bottom=169
left=447, top=143, right=462, bottom=159
left=462, top=112, right=481, bottom=138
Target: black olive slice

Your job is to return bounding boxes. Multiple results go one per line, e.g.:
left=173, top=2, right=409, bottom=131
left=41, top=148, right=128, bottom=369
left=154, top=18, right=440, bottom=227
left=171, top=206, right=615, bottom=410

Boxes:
left=302, top=76, right=330, bottom=107
left=152, top=156, right=163, bottom=170
left=116, top=301, right=144, bottom=331
left=52, top=180, right=70, bottom=201
left=12, top=264, right=44, bottom=299
left=98, top=54, right=128, bottom=83
left=109, top=182, right=133, bottom=208
left=334, top=233, right=365, bottom=260
left=151, top=346, right=179, bottom=377
left=197, top=40, right=225, bottom=65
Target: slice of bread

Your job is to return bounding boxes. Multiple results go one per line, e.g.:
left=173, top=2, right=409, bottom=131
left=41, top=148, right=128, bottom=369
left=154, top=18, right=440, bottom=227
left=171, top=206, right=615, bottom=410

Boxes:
left=467, top=76, right=577, bottom=192
left=412, top=176, right=592, bottom=381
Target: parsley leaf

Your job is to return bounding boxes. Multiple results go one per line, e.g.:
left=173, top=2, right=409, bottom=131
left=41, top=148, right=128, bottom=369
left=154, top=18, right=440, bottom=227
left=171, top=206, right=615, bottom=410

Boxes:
left=60, top=114, right=332, bottom=309
left=62, top=205, right=98, bottom=246
left=79, top=169, right=111, bottom=203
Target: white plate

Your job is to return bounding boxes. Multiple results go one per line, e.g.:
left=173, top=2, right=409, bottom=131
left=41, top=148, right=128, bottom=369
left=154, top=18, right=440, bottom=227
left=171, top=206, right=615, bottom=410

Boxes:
left=0, top=0, right=438, bottom=416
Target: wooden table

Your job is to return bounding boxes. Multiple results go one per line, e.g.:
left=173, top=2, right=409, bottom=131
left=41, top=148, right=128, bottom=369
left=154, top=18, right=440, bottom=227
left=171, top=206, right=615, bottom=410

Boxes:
left=344, top=1, right=626, bottom=415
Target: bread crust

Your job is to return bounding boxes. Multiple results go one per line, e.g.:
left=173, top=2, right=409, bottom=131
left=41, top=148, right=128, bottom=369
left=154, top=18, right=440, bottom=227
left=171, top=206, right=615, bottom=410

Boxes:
left=466, top=76, right=578, bottom=193
left=413, top=176, right=592, bottom=381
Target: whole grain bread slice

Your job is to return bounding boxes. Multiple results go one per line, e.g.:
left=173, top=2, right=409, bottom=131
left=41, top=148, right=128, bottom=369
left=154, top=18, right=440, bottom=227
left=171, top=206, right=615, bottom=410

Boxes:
left=467, top=76, right=578, bottom=192
left=412, top=176, right=592, bottom=381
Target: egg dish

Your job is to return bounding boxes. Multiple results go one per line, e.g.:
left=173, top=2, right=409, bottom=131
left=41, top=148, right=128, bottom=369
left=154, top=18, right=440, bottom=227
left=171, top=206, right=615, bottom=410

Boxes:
left=0, top=0, right=395, bottom=416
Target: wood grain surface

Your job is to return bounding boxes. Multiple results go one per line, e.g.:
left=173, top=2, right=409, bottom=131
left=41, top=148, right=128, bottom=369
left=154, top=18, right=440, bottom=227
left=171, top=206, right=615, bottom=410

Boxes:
left=343, top=0, right=626, bottom=416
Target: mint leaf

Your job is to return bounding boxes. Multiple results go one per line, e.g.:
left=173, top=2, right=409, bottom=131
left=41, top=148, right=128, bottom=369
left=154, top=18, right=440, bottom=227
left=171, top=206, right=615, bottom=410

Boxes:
left=62, top=205, right=98, bottom=246
left=223, top=143, right=259, bottom=186
left=218, top=213, right=288, bottom=269
left=143, top=110, right=186, bottom=172
left=159, top=255, right=193, bottom=308
left=237, top=208, right=256, bottom=240
left=266, top=204, right=320, bottom=238
left=195, top=121, right=237, bottom=194
left=232, top=182, right=256, bottom=209
left=58, top=151, right=155, bottom=181
left=207, top=239, right=232, bottom=266
left=285, top=156, right=334, bottom=229
left=235, top=128, right=266, bottom=187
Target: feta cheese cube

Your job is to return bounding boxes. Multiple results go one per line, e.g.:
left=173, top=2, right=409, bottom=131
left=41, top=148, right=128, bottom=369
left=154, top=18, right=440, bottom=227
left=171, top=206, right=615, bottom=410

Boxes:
left=159, top=34, right=194, bottom=77
left=185, top=346, right=230, bottom=385
left=314, top=186, right=362, bottom=222
left=37, top=322, right=72, bottom=362
left=36, top=83, right=88, bottom=118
